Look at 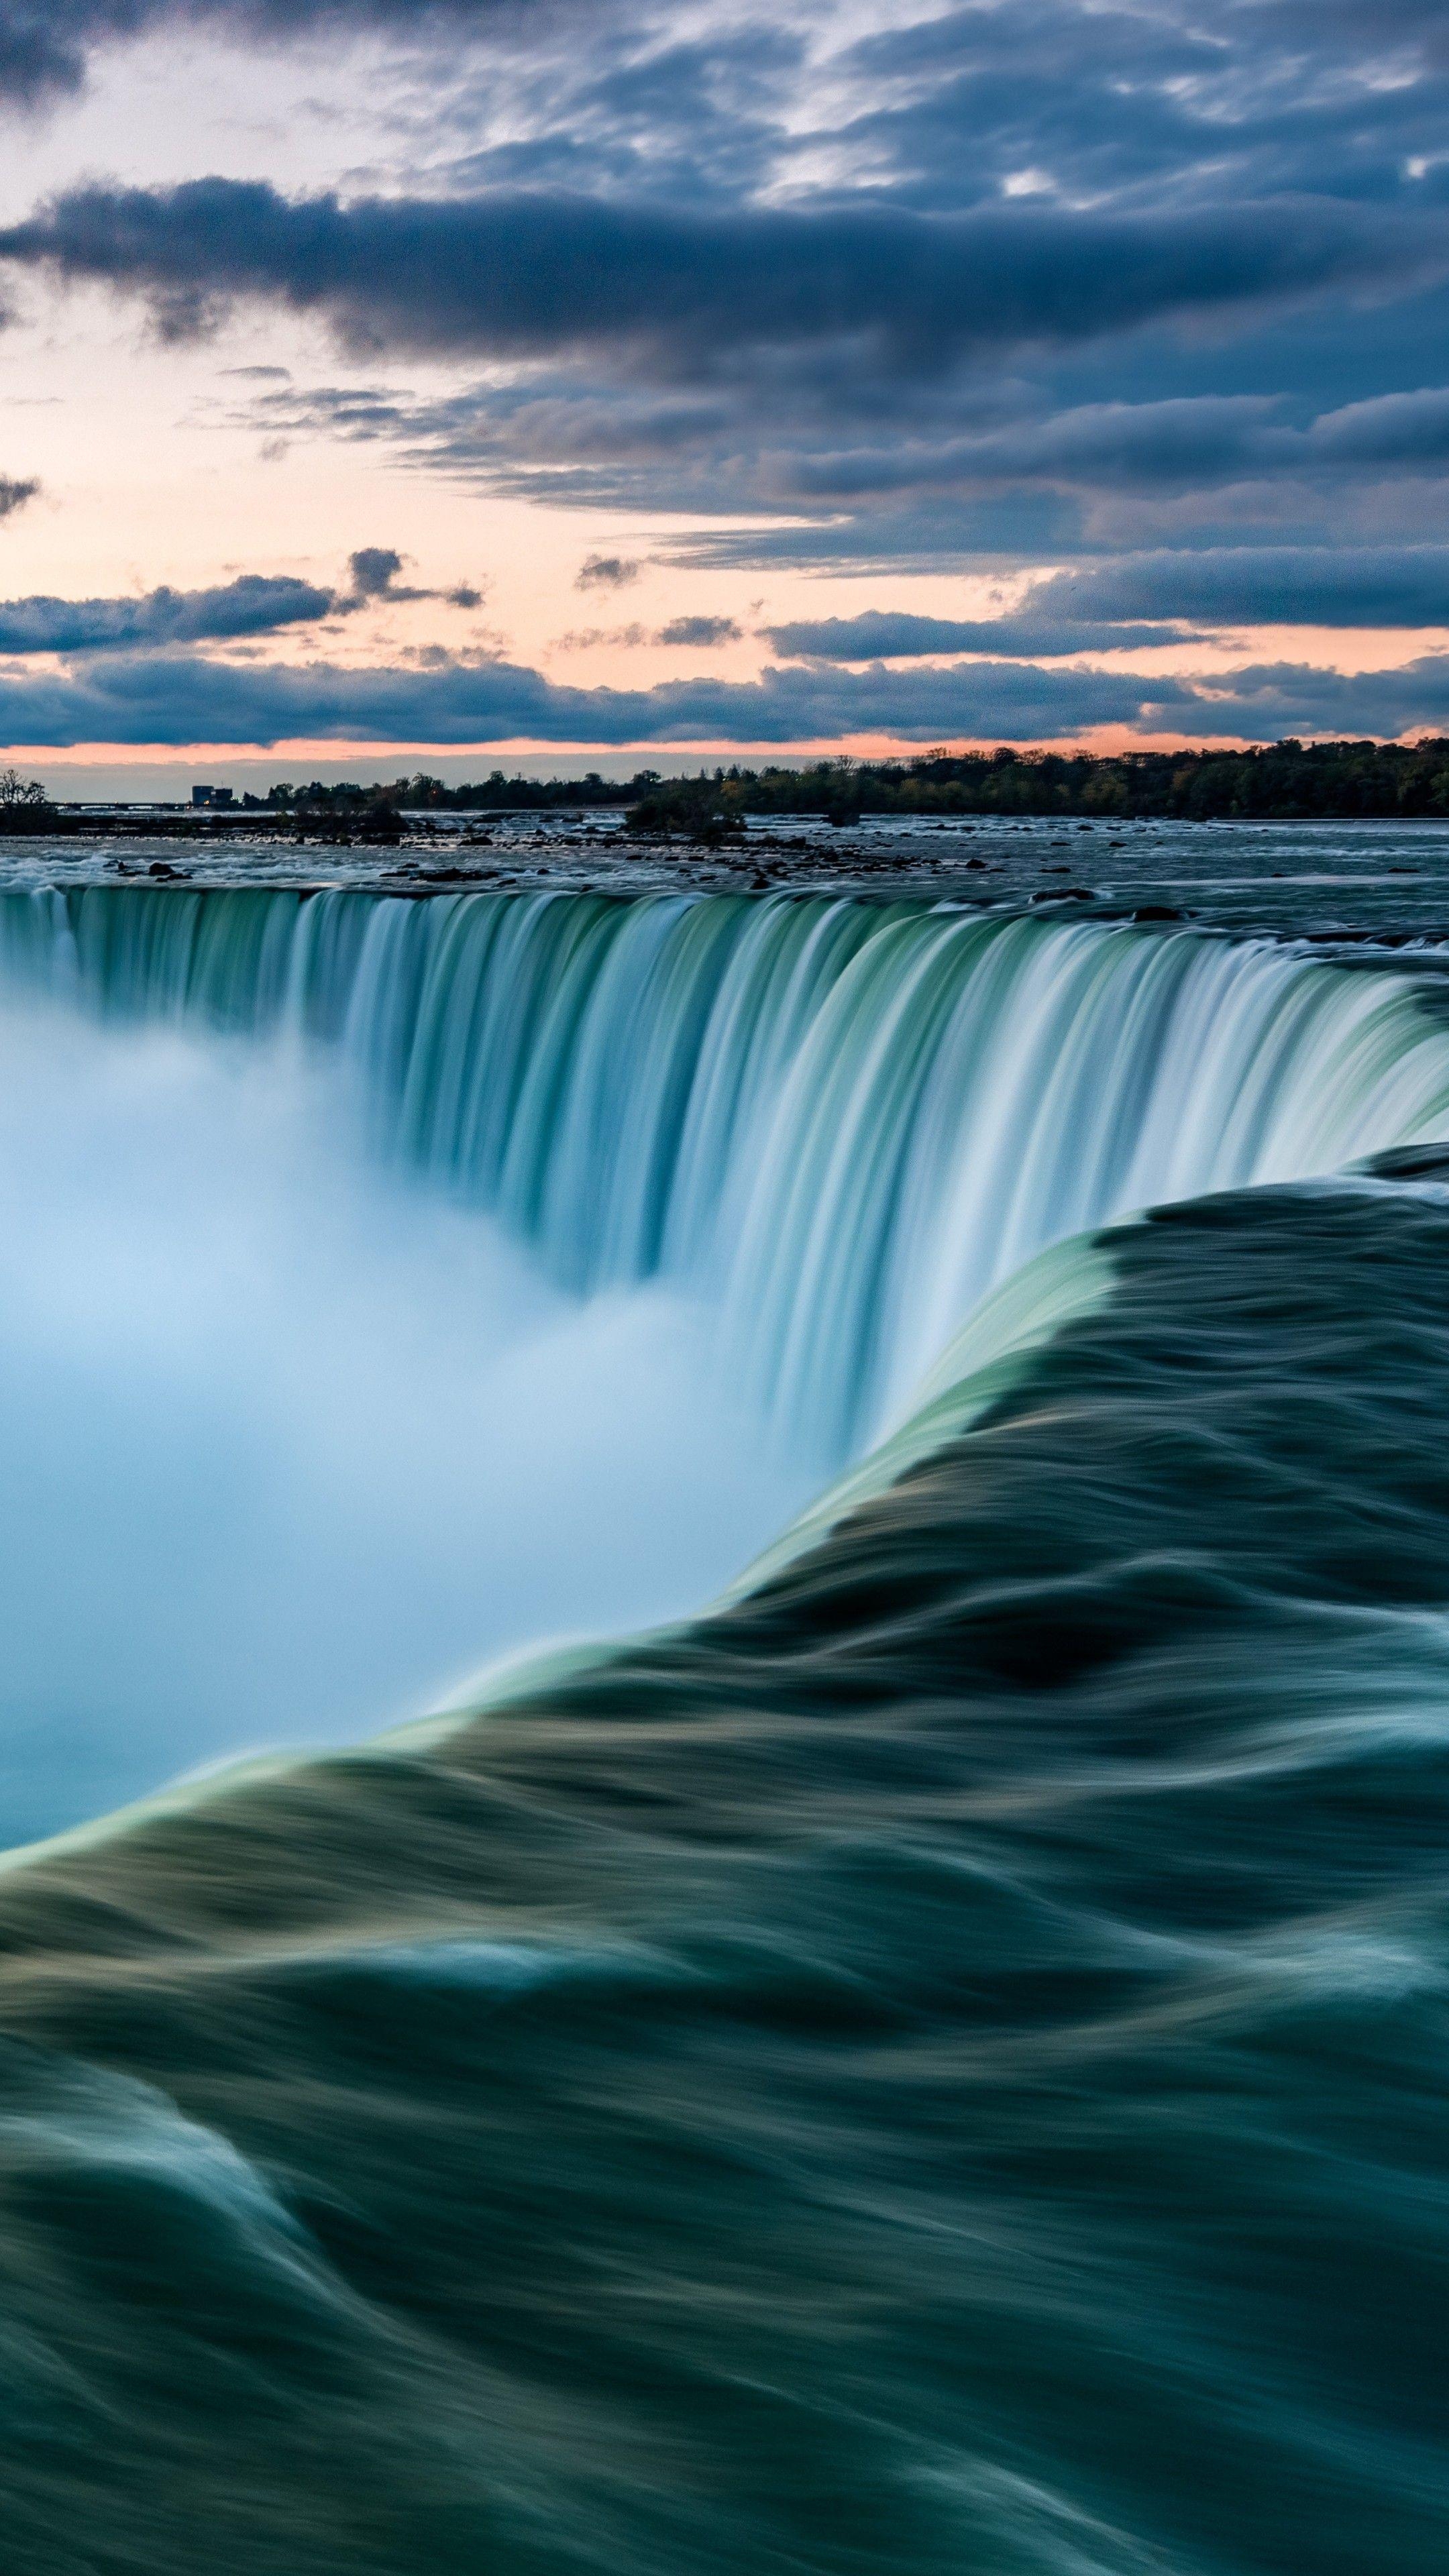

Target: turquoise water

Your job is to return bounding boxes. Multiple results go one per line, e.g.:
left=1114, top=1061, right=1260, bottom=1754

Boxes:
left=0, top=885, right=1445, bottom=2571
left=7, top=883, right=1449, bottom=1454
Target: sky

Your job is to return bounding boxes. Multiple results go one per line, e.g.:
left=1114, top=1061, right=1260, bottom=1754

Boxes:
left=0, top=0, right=1446, bottom=786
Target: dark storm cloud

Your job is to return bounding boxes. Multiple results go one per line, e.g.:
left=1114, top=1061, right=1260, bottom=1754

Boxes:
left=0, top=556, right=484, bottom=652
left=761, top=399, right=1285, bottom=505
left=340, top=545, right=482, bottom=609
left=435, top=20, right=806, bottom=210
left=0, top=1, right=569, bottom=104
left=769, top=550, right=1449, bottom=656
left=2, top=633, right=1448, bottom=749
left=763, top=390, right=1449, bottom=506
left=235, top=364, right=1449, bottom=568
left=0, top=475, right=39, bottom=520
left=835, top=0, right=1449, bottom=215
left=0, top=570, right=333, bottom=651
left=553, top=614, right=740, bottom=650
left=763, top=611, right=1191, bottom=661
left=1028, top=547, right=1449, bottom=628
left=575, top=553, right=640, bottom=591
left=347, top=544, right=407, bottom=598
left=1, top=178, right=1431, bottom=372
left=16, top=0, right=1429, bottom=211
left=1303, top=390, right=1449, bottom=466
left=0, top=643, right=1190, bottom=745
left=10, top=0, right=1449, bottom=697
left=656, top=615, right=741, bottom=646
left=1155, top=655, right=1449, bottom=739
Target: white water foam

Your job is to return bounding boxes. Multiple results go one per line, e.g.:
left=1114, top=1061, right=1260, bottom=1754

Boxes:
left=0, top=988, right=810, bottom=1843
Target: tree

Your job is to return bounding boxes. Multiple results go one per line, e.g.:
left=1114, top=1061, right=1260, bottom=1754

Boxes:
left=0, top=767, right=48, bottom=808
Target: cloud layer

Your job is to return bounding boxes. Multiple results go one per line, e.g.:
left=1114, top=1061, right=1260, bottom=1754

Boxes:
left=1, top=641, right=1448, bottom=749
left=5, top=1, right=1449, bottom=745
left=9, top=178, right=1422, bottom=384
left=0, top=553, right=482, bottom=655
left=0, top=0, right=557, bottom=105
left=0, top=572, right=333, bottom=653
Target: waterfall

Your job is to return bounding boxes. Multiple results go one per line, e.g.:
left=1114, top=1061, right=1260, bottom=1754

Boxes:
left=5, top=883, right=1449, bottom=1458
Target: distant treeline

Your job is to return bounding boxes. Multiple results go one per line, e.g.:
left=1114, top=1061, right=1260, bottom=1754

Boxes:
left=252, top=772, right=630, bottom=814
left=254, top=742, right=1449, bottom=828
left=619, top=740, right=1449, bottom=831
left=9, top=741, right=1449, bottom=839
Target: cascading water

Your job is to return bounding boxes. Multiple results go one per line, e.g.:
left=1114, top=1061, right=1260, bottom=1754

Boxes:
left=6, top=883, right=1449, bottom=1455
left=1, top=880, right=1449, bottom=2576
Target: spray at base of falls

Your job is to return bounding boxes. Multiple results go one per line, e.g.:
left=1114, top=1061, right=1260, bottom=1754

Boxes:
left=0, top=973, right=813, bottom=1844
left=5, top=883, right=1449, bottom=1456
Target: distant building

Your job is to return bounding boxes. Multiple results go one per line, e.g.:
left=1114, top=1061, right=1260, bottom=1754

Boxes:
left=191, top=785, right=235, bottom=809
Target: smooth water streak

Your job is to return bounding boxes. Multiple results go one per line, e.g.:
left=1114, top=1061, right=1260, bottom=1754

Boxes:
left=5, top=884, right=1449, bottom=1456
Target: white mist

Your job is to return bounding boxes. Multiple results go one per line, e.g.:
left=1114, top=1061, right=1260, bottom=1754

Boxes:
left=0, top=991, right=809, bottom=1845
